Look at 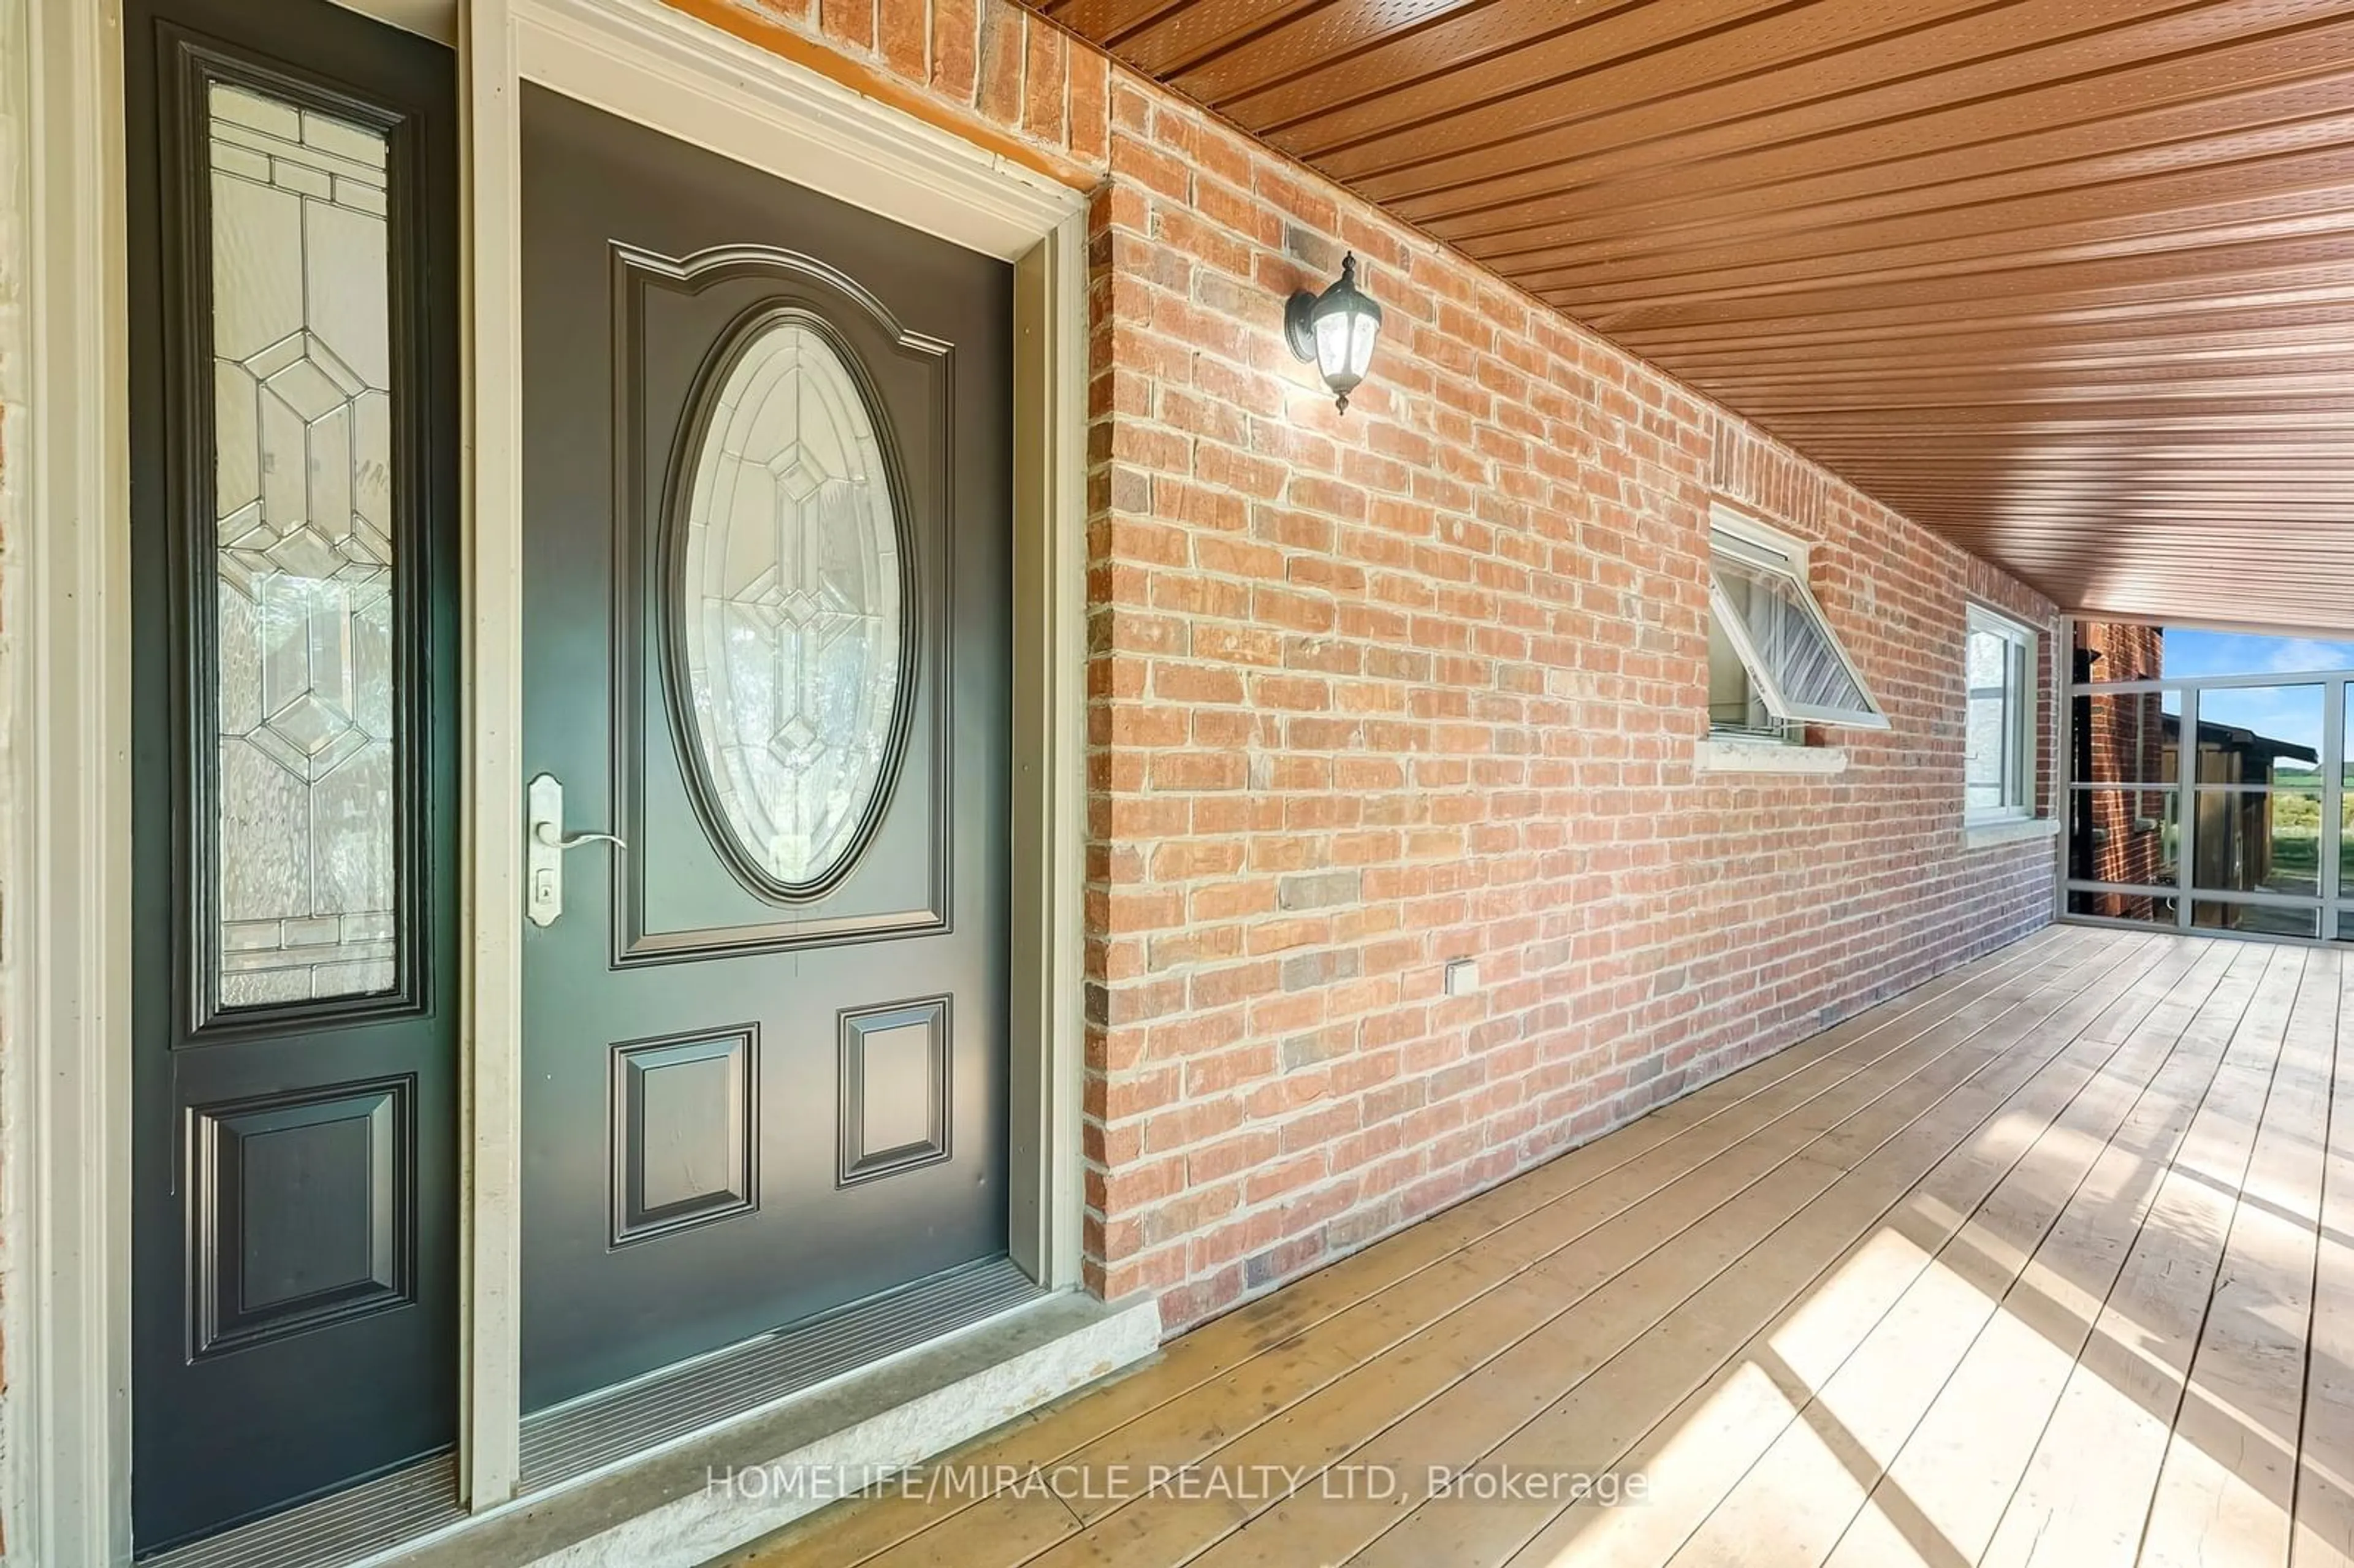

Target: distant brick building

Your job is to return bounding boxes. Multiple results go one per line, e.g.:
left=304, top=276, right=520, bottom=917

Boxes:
left=2071, top=623, right=2168, bottom=910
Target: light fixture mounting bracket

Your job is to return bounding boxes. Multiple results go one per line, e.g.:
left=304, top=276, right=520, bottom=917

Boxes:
left=1284, top=288, right=1320, bottom=362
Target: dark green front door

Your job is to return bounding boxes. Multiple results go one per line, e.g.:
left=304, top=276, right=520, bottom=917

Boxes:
left=517, top=88, right=1016, bottom=1411
left=125, top=0, right=460, bottom=1550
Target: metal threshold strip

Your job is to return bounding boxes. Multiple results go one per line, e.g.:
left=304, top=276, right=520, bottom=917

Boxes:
left=138, top=1458, right=464, bottom=1568
left=517, top=1255, right=1043, bottom=1493
left=137, top=1256, right=1044, bottom=1568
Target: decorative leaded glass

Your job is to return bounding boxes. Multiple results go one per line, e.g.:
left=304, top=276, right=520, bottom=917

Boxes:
left=678, top=319, right=904, bottom=892
left=208, top=82, right=397, bottom=1004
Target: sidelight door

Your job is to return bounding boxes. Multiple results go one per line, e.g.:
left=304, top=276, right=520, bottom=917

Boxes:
left=124, top=0, right=460, bottom=1548
left=517, top=86, right=1016, bottom=1412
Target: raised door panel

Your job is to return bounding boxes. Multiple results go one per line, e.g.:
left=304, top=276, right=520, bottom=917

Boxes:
left=191, top=1081, right=410, bottom=1356
left=610, top=1029, right=759, bottom=1246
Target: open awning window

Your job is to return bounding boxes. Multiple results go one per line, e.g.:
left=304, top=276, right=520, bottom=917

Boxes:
left=1708, top=531, right=1889, bottom=730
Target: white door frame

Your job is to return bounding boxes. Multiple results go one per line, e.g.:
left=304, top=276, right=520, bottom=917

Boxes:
left=2, top=0, right=1092, bottom=1550
left=2, top=1, right=135, bottom=1562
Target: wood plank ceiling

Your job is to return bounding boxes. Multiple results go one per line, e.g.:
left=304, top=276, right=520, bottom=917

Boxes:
left=1027, top=0, right=2354, bottom=634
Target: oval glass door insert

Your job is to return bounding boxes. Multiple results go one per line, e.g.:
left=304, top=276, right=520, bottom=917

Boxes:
left=676, top=315, right=907, bottom=896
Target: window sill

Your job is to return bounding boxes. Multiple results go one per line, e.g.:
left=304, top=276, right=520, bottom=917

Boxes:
left=1964, top=815, right=2060, bottom=850
left=1696, top=739, right=1849, bottom=775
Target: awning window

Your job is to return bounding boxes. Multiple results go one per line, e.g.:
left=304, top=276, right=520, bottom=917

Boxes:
left=1708, top=531, right=1889, bottom=731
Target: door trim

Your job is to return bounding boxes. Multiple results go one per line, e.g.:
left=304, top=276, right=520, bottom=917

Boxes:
left=4, top=0, right=137, bottom=1562
left=4, top=0, right=1092, bottom=1554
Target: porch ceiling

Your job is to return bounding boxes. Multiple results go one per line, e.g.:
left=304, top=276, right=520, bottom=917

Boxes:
left=1029, top=0, right=2354, bottom=633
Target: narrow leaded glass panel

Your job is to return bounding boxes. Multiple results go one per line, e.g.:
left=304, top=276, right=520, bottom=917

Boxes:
left=208, top=82, right=397, bottom=1005
left=679, top=319, right=904, bottom=892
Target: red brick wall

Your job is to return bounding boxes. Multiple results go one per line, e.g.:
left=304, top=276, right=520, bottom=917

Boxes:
left=674, top=0, right=1107, bottom=184
left=2068, top=622, right=2169, bottom=913
left=697, top=0, right=2062, bottom=1333
left=2078, top=620, right=2165, bottom=687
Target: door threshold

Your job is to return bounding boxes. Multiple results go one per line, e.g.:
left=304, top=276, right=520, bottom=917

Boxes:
left=517, top=1255, right=1047, bottom=1495
left=139, top=1282, right=1157, bottom=1568
left=394, top=1283, right=1157, bottom=1568
left=139, top=1455, right=464, bottom=1568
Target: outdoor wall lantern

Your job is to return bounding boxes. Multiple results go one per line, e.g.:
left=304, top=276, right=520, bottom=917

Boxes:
left=1286, top=252, right=1384, bottom=414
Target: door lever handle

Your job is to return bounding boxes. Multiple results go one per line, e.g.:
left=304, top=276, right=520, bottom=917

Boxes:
left=525, top=772, right=621, bottom=927
left=533, top=821, right=627, bottom=853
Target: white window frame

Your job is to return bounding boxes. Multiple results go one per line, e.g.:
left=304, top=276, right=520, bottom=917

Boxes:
left=1706, top=506, right=1889, bottom=735
left=1964, top=604, right=2038, bottom=825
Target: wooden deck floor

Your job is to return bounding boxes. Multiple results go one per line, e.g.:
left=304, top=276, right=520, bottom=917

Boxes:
left=729, top=926, right=2354, bottom=1568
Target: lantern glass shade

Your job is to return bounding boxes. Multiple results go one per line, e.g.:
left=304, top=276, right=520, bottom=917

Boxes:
left=1313, top=308, right=1378, bottom=384
left=1286, top=252, right=1384, bottom=412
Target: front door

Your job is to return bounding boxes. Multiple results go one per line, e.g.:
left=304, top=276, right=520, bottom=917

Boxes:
left=125, top=0, right=460, bottom=1548
left=518, top=87, right=1015, bottom=1410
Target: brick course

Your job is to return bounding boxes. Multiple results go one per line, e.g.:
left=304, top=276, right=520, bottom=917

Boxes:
left=708, top=0, right=2060, bottom=1333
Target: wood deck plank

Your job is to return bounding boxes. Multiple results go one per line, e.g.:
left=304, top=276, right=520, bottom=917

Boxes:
left=723, top=927, right=2354, bottom=1568
left=845, top=935, right=2159, bottom=1568
left=1305, top=935, right=2198, bottom=1568
left=753, top=933, right=2111, bottom=1568
left=1975, top=943, right=2306, bottom=1567
left=1140, top=933, right=2171, bottom=1568
left=2138, top=949, right=2336, bottom=1568
left=1652, top=939, right=2242, bottom=1568
left=1815, top=939, right=2271, bottom=1568
left=1169, top=937, right=2212, bottom=1568
left=1520, top=940, right=2280, bottom=1568
left=726, top=931, right=2089, bottom=1568
left=1415, top=937, right=2197, bottom=1568
left=1026, top=934, right=2168, bottom=1568
left=2290, top=951, right=2354, bottom=1568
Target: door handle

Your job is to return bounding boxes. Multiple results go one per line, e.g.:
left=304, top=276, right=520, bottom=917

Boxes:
left=526, top=772, right=624, bottom=928
left=533, top=821, right=627, bottom=853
